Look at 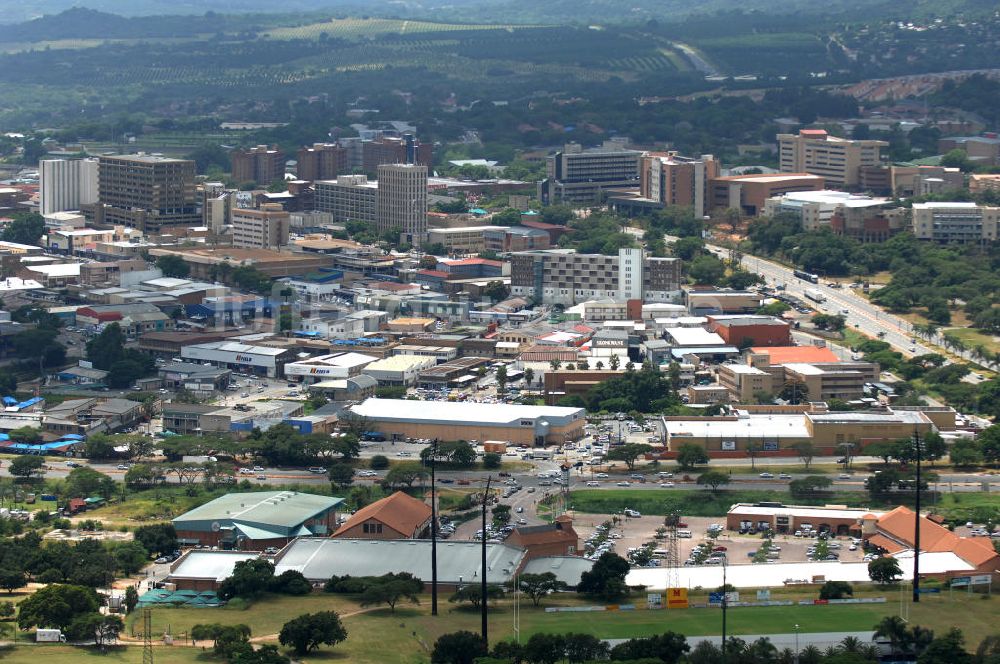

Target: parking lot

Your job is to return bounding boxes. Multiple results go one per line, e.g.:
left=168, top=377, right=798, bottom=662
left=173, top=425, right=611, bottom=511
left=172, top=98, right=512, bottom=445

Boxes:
left=577, top=514, right=868, bottom=567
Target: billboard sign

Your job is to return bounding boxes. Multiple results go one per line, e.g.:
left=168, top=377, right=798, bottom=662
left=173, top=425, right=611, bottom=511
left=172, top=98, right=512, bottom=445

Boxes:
left=666, top=588, right=688, bottom=609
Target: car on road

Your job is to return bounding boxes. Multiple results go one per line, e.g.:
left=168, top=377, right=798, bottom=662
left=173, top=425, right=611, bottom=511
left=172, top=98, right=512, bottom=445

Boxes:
left=778, top=473, right=791, bottom=480
left=117, top=464, right=130, bottom=470
left=264, top=547, right=279, bottom=555
left=586, top=481, right=600, bottom=487
left=595, top=473, right=609, bottom=479
left=759, top=472, right=775, bottom=479
left=256, top=474, right=267, bottom=481
left=838, top=473, right=851, bottom=479
left=616, top=481, right=630, bottom=487
left=518, top=518, right=527, bottom=525
left=65, top=461, right=81, bottom=468
left=659, top=482, right=675, bottom=488
left=308, top=467, right=326, bottom=474
left=253, top=466, right=264, bottom=472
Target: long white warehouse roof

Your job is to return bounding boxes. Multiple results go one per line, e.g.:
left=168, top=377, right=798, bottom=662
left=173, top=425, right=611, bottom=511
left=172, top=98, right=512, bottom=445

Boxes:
left=349, top=398, right=585, bottom=426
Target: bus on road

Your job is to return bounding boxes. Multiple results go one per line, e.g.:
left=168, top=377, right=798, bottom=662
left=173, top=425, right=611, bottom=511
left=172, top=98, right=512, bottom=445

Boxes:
left=793, top=269, right=820, bottom=283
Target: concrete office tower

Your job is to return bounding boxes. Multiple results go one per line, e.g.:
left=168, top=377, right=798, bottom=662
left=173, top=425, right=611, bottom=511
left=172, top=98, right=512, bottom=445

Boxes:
left=640, top=152, right=720, bottom=218
left=362, top=135, right=432, bottom=173
left=202, top=182, right=233, bottom=234
left=314, top=175, right=378, bottom=224
left=97, top=154, right=200, bottom=233
left=231, top=145, right=286, bottom=186
left=297, top=143, right=348, bottom=182
left=377, top=164, right=427, bottom=247
left=777, top=129, right=887, bottom=188
left=540, top=141, right=642, bottom=204
left=232, top=203, right=291, bottom=249
left=39, top=158, right=98, bottom=215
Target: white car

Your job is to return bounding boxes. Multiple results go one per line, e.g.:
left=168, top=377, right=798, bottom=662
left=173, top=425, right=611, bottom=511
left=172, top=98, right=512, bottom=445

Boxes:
left=595, top=473, right=609, bottom=479
left=659, top=482, right=675, bottom=488
left=586, top=481, right=600, bottom=487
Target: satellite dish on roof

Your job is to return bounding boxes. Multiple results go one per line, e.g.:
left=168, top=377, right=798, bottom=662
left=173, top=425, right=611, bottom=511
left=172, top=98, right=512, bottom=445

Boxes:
left=211, top=521, right=221, bottom=532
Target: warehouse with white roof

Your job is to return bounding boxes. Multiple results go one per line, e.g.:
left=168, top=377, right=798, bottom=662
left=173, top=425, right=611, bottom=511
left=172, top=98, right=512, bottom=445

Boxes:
left=284, top=351, right=378, bottom=384
left=348, top=397, right=586, bottom=445
left=181, top=341, right=297, bottom=378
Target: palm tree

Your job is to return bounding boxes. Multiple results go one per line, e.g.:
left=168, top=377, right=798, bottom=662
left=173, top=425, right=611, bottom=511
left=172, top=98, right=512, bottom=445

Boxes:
left=609, top=354, right=620, bottom=371
left=874, top=615, right=909, bottom=656
left=524, top=367, right=534, bottom=386
left=549, top=359, right=562, bottom=371
left=839, top=635, right=864, bottom=653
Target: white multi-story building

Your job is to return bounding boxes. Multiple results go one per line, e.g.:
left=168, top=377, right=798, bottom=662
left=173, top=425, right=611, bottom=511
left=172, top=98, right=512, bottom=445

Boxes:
left=377, top=163, right=428, bottom=247
left=231, top=203, right=290, bottom=249
left=911, top=202, right=1000, bottom=243
left=39, top=158, right=98, bottom=215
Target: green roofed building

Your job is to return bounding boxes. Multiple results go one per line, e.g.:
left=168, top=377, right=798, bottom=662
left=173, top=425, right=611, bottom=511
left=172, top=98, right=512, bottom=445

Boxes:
left=172, top=491, right=343, bottom=550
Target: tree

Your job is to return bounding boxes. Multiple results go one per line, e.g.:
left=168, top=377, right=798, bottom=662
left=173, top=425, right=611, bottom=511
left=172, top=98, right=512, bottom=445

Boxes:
left=269, top=570, right=312, bottom=595
left=1, top=212, right=44, bottom=246
left=84, top=434, right=117, bottom=460
left=359, top=577, right=421, bottom=613
left=370, top=454, right=389, bottom=470
left=979, top=424, right=1000, bottom=465
left=524, top=367, right=534, bottom=386
left=819, top=580, right=853, bottom=600
left=789, top=475, right=832, bottom=498
left=687, top=255, right=726, bottom=285
left=482, top=452, right=501, bottom=469
left=868, top=556, right=903, bottom=585
left=608, top=353, right=621, bottom=371
left=675, top=443, right=709, bottom=470
left=219, top=559, right=275, bottom=600
left=873, top=615, right=912, bottom=656
left=949, top=438, right=982, bottom=466
left=609, top=632, right=690, bottom=664
left=696, top=471, right=730, bottom=494
left=66, top=466, right=115, bottom=499
left=328, top=463, right=354, bottom=489
left=278, top=611, right=347, bottom=656
left=124, top=586, right=139, bottom=614
left=384, top=465, right=428, bottom=488
left=563, top=632, right=609, bottom=663
left=510, top=572, right=568, bottom=607
left=607, top=443, right=651, bottom=471
left=791, top=440, right=816, bottom=469
left=18, top=584, right=99, bottom=630
left=779, top=380, right=809, bottom=404
left=431, top=631, right=487, bottom=664
left=156, top=254, right=190, bottom=278
left=483, top=280, right=510, bottom=303
left=577, top=552, right=630, bottom=600
left=449, top=583, right=505, bottom=609
left=0, top=568, right=25, bottom=594
left=9, top=455, right=44, bottom=480
left=133, top=524, right=177, bottom=556
left=523, top=633, right=566, bottom=664
left=672, top=236, right=704, bottom=260
left=920, top=628, right=971, bottom=664
left=66, top=613, right=123, bottom=648
left=496, top=364, right=507, bottom=394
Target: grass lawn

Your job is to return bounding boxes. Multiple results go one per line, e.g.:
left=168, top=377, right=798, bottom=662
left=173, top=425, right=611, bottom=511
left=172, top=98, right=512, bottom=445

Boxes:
left=944, top=327, right=1000, bottom=355
left=49, top=589, right=993, bottom=663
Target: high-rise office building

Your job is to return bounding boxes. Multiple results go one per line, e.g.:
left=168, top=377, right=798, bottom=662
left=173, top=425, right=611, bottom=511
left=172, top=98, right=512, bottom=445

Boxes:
left=231, top=145, right=286, bottom=186
left=297, top=143, right=349, bottom=182
left=376, top=164, right=428, bottom=246
left=96, top=154, right=200, bottom=233
left=232, top=203, right=290, bottom=249
left=39, top=158, right=98, bottom=215
left=314, top=176, right=378, bottom=224
left=510, top=248, right=681, bottom=306
left=540, top=141, right=642, bottom=204
left=202, top=182, right=234, bottom=234
left=777, top=130, right=887, bottom=188
left=362, top=135, right=432, bottom=174
left=639, top=152, right=721, bottom=218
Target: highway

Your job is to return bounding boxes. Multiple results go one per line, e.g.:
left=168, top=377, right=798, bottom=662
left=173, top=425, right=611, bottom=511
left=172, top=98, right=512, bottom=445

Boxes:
left=704, top=242, right=996, bottom=371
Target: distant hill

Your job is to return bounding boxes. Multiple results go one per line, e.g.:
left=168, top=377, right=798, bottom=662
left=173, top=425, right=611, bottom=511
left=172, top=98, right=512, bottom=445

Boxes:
left=0, top=0, right=994, bottom=28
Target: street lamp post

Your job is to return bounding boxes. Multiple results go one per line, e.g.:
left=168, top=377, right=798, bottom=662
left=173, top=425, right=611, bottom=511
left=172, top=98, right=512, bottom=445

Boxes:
left=721, top=560, right=728, bottom=658
left=913, top=430, right=922, bottom=604
left=794, top=624, right=800, bottom=664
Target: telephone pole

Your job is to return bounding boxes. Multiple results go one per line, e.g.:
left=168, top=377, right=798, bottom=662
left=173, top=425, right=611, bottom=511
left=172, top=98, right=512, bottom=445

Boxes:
left=913, top=429, right=922, bottom=603
left=481, top=475, right=493, bottom=647
left=430, top=439, right=439, bottom=616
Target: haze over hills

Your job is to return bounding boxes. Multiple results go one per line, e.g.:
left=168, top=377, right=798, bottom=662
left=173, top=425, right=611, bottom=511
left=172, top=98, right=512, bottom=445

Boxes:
left=0, top=0, right=995, bottom=25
